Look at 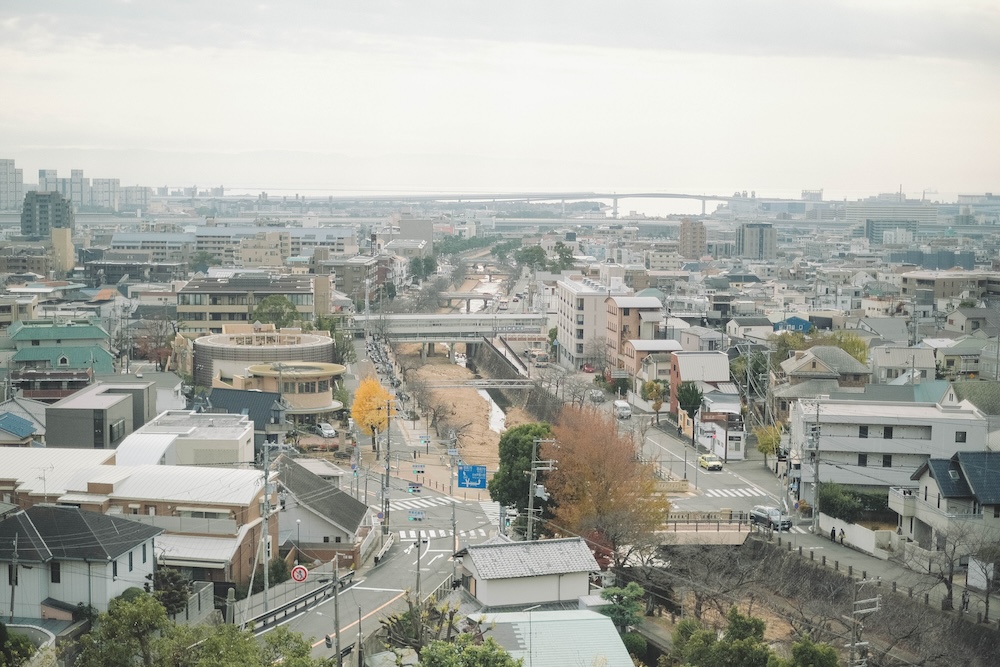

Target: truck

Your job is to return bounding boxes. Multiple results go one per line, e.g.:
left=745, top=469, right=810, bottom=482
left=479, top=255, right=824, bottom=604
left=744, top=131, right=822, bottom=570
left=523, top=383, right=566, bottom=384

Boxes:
left=613, top=400, right=632, bottom=419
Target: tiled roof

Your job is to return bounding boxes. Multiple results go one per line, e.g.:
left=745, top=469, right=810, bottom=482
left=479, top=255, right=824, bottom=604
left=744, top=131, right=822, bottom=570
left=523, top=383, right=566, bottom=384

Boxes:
left=952, top=381, right=1000, bottom=416
left=0, top=412, right=37, bottom=439
left=8, top=321, right=109, bottom=341
left=956, top=452, right=1000, bottom=505
left=808, top=346, right=871, bottom=374
left=466, top=537, right=599, bottom=580
left=276, top=456, right=368, bottom=534
left=12, top=346, right=114, bottom=371
left=208, top=388, right=283, bottom=430
left=0, top=506, right=163, bottom=563
left=731, top=317, right=773, bottom=327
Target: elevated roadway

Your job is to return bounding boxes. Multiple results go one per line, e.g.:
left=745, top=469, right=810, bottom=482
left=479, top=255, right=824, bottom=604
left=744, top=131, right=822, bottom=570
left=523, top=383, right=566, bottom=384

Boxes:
left=353, top=313, right=547, bottom=344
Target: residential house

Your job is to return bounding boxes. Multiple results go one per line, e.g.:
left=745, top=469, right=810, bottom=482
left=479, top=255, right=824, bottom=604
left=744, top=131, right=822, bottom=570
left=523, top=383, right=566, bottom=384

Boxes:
left=668, top=351, right=731, bottom=417
left=725, top=316, right=774, bottom=343
left=889, top=452, right=1000, bottom=587
left=773, top=315, right=812, bottom=333
left=779, top=346, right=871, bottom=388
left=621, top=339, right=683, bottom=380
left=10, top=368, right=94, bottom=403
left=937, top=337, right=992, bottom=379
left=870, top=346, right=936, bottom=384
left=0, top=413, right=38, bottom=447
left=679, top=326, right=725, bottom=352
left=0, top=397, right=47, bottom=443
left=944, top=308, right=1000, bottom=337
left=46, top=382, right=157, bottom=450
left=457, top=536, right=599, bottom=608
left=0, top=506, right=163, bottom=619
left=787, top=396, right=988, bottom=502
left=275, top=456, right=371, bottom=568
left=7, top=319, right=114, bottom=373
left=206, top=387, right=288, bottom=451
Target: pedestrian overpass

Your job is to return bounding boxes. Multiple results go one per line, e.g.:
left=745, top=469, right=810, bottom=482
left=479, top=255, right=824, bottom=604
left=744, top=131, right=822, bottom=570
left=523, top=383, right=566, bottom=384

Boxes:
left=352, top=313, right=548, bottom=343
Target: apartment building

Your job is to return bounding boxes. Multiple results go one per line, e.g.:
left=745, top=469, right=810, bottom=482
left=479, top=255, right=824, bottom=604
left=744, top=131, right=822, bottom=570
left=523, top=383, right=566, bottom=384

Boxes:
left=735, top=223, right=777, bottom=261
left=678, top=218, right=706, bottom=259
left=788, top=396, right=988, bottom=499
left=605, top=295, right=664, bottom=372
left=111, top=232, right=196, bottom=263
left=0, top=158, right=23, bottom=210
left=0, top=247, right=50, bottom=276
left=176, top=273, right=315, bottom=334
left=21, top=191, right=74, bottom=237
left=326, top=255, right=382, bottom=302
left=554, top=276, right=630, bottom=371
left=237, top=231, right=292, bottom=268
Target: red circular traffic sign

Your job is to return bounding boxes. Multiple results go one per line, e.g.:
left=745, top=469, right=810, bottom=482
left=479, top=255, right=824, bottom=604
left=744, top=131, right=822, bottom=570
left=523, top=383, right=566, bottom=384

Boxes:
left=290, top=565, right=308, bottom=582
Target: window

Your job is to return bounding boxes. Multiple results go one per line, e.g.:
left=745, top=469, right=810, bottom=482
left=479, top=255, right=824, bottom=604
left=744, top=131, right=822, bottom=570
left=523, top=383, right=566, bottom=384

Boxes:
left=112, top=560, right=118, bottom=577
left=323, top=536, right=330, bottom=543
left=859, top=425, right=868, bottom=439
left=858, top=453, right=868, bottom=467
left=956, top=431, right=967, bottom=443
left=335, top=536, right=342, bottom=543
left=142, top=544, right=147, bottom=563
left=110, top=419, right=126, bottom=443
left=924, top=486, right=928, bottom=501
left=58, top=356, right=68, bottom=366
left=129, top=551, right=133, bottom=572
left=51, top=561, right=61, bottom=584
left=883, top=455, right=892, bottom=468
left=883, top=426, right=893, bottom=439
left=994, top=507, right=999, bottom=519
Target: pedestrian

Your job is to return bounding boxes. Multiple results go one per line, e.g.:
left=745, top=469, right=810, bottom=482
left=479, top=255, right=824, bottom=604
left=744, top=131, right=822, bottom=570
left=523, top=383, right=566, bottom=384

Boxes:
left=830, top=527, right=836, bottom=542
left=962, top=590, right=970, bottom=613
left=839, top=528, right=845, bottom=545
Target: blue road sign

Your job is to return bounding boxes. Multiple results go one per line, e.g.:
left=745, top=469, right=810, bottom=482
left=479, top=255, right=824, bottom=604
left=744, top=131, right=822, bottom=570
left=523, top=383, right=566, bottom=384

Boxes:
left=458, top=465, right=487, bottom=489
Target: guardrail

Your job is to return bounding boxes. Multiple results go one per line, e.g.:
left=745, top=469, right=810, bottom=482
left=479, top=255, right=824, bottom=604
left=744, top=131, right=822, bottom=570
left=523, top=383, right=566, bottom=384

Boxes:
left=244, top=571, right=355, bottom=633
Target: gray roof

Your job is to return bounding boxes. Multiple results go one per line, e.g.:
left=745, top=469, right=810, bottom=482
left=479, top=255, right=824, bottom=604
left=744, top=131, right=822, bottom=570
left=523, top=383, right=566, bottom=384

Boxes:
left=0, top=397, right=47, bottom=435
left=774, top=378, right=844, bottom=399
left=952, top=381, right=1000, bottom=416
left=857, top=318, right=910, bottom=343
left=208, top=388, right=283, bottom=431
left=606, top=296, right=663, bottom=309
left=914, top=452, right=1000, bottom=505
left=730, top=317, right=773, bottom=327
left=276, top=456, right=368, bottom=534
left=0, top=506, right=163, bottom=564
left=466, top=537, right=599, bottom=580
left=808, top=346, right=871, bottom=374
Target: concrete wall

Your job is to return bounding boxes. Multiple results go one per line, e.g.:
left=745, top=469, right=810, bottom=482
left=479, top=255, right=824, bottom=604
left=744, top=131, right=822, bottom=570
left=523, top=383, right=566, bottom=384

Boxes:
left=473, top=571, right=589, bottom=608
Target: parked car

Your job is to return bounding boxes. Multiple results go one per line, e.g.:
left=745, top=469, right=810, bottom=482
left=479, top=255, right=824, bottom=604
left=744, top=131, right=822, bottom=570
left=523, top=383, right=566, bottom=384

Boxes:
left=750, top=505, right=792, bottom=531
left=581, top=363, right=595, bottom=373
left=318, top=423, right=337, bottom=438
left=698, top=454, right=723, bottom=471
left=589, top=389, right=606, bottom=404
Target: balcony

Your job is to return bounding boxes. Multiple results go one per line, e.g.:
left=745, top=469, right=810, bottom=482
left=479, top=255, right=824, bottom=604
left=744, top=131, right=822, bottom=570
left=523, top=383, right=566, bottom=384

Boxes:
left=888, top=486, right=917, bottom=517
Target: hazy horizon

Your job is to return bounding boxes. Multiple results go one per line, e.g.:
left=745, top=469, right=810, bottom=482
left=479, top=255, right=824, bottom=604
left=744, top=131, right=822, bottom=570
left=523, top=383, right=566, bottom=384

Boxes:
left=3, top=2, right=998, bottom=210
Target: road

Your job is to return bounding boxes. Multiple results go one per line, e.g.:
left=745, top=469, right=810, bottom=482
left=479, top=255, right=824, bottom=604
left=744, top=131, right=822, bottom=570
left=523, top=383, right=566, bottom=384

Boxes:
left=265, top=480, right=496, bottom=662
left=638, top=421, right=799, bottom=525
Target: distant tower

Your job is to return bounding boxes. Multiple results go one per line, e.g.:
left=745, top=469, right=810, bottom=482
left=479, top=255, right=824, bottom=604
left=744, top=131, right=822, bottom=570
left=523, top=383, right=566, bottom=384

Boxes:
left=735, top=222, right=776, bottom=261
left=0, top=159, right=23, bottom=211
left=678, top=218, right=707, bottom=259
left=21, top=191, right=75, bottom=238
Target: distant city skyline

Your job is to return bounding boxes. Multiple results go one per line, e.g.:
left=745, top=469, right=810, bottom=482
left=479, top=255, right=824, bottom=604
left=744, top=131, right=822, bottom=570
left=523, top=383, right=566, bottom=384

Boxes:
left=2, top=2, right=998, bottom=212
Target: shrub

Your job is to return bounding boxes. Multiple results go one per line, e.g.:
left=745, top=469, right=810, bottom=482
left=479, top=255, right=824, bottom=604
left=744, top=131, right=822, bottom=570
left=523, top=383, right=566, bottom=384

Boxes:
left=622, top=631, right=647, bottom=657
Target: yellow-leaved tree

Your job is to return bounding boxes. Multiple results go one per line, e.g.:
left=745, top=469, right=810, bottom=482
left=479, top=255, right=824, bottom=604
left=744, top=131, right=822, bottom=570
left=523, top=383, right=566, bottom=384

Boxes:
left=352, top=376, right=393, bottom=454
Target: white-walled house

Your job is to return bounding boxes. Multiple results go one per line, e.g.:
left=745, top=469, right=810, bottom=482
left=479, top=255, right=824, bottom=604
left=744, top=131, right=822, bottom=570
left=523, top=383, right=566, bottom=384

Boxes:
left=0, top=506, right=163, bottom=620
left=458, top=537, right=599, bottom=608
left=788, top=395, right=989, bottom=502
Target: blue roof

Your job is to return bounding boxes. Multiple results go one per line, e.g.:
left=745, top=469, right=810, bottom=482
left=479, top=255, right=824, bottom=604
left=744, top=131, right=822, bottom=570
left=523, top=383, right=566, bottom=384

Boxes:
left=0, top=412, right=37, bottom=439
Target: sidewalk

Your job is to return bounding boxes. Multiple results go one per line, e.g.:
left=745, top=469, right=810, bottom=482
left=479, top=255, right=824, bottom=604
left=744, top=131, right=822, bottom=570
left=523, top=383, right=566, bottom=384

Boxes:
left=762, top=524, right=996, bottom=625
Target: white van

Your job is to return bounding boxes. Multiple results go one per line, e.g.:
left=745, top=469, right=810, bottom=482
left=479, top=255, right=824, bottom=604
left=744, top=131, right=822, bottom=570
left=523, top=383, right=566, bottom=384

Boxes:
left=613, top=400, right=632, bottom=419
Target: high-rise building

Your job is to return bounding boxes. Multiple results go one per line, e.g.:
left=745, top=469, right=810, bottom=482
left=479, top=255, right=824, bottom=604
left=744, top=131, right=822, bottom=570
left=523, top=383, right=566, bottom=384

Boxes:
left=0, top=159, right=24, bottom=211
left=678, top=218, right=706, bottom=259
left=21, top=191, right=74, bottom=238
left=735, top=223, right=776, bottom=260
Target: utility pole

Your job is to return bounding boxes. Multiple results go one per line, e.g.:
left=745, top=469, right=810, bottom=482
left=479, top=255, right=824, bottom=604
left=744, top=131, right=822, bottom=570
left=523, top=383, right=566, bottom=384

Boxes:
left=261, top=444, right=271, bottom=613
left=357, top=606, right=363, bottom=667
left=526, top=439, right=556, bottom=541
left=333, top=557, right=342, bottom=666
left=809, top=399, right=821, bottom=535
left=382, top=399, right=392, bottom=537
left=449, top=436, right=458, bottom=585
left=847, top=577, right=881, bottom=666
left=8, top=534, right=17, bottom=622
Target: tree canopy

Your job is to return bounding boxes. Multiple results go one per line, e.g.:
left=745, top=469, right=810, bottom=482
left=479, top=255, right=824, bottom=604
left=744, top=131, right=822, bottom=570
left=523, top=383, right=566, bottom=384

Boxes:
left=420, top=633, right=522, bottom=667
left=676, top=381, right=703, bottom=419
left=488, top=423, right=552, bottom=513
left=545, top=407, right=670, bottom=568
left=599, top=582, right=645, bottom=633
left=352, top=377, right=393, bottom=451
left=251, top=294, right=299, bottom=329
left=514, top=245, right=547, bottom=270
left=77, top=593, right=329, bottom=667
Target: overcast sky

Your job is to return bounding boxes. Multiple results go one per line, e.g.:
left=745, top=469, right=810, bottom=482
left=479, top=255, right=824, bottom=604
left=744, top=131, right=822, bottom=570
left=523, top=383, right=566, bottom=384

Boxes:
left=1, top=1, right=998, bottom=207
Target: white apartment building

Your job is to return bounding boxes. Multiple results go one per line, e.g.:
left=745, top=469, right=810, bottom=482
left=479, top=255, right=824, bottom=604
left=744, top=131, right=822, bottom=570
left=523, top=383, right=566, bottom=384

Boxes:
left=0, top=159, right=24, bottom=210
left=554, top=276, right=630, bottom=370
left=788, top=396, right=988, bottom=501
